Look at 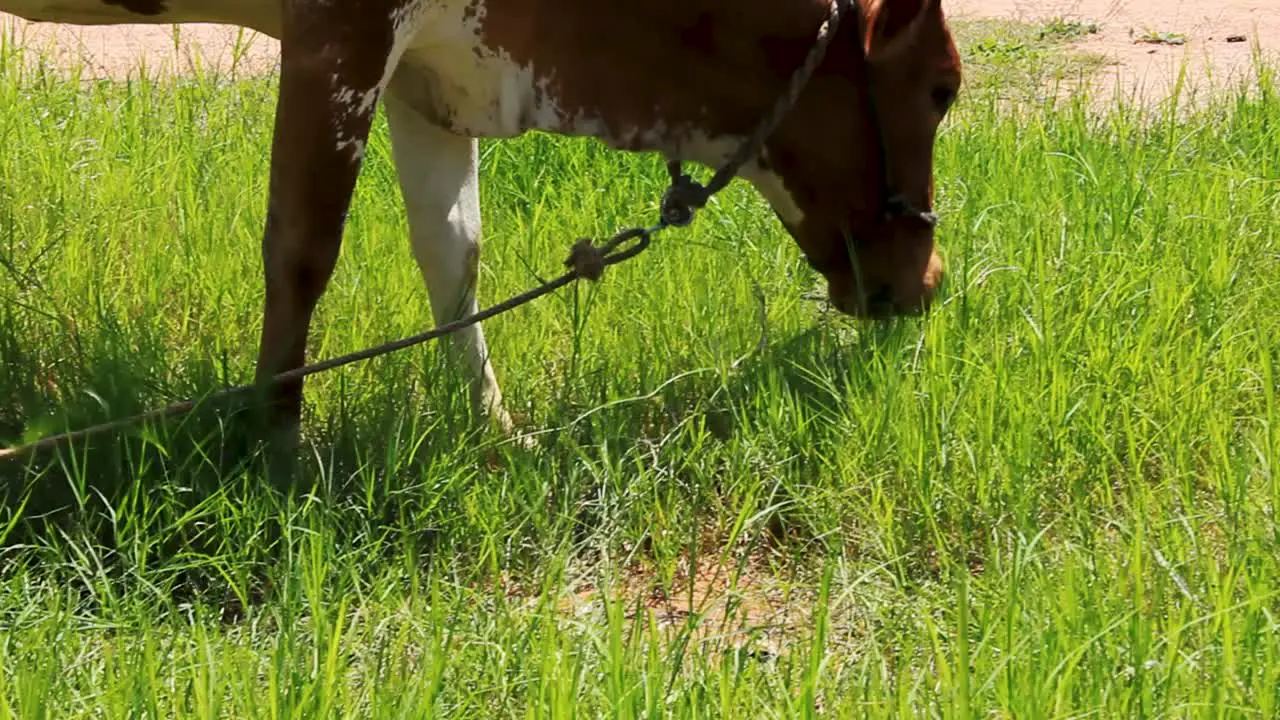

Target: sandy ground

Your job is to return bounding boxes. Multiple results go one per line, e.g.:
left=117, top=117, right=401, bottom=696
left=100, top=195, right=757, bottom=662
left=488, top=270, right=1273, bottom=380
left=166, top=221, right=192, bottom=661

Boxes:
left=2, top=1, right=1277, bottom=103
left=0, top=19, right=280, bottom=78
left=949, top=0, right=1279, bottom=103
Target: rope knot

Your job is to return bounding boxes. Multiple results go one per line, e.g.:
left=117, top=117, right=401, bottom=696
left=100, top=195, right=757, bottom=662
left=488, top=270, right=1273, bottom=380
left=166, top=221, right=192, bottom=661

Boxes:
left=565, top=238, right=607, bottom=281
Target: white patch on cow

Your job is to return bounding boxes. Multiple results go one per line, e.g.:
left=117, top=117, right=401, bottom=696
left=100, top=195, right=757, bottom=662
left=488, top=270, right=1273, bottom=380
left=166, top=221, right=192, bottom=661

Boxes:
left=742, top=161, right=806, bottom=225
left=356, top=87, right=382, bottom=116
left=382, top=1, right=430, bottom=96
left=392, top=0, right=570, bottom=137
left=331, top=84, right=359, bottom=114
left=336, top=136, right=366, bottom=161
left=329, top=76, right=369, bottom=161
left=665, top=134, right=807, bottom=225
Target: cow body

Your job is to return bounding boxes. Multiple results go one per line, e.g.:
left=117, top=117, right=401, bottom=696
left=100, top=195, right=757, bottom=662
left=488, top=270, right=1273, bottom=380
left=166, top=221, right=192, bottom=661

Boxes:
left=3, top=0, right=963, bottom=453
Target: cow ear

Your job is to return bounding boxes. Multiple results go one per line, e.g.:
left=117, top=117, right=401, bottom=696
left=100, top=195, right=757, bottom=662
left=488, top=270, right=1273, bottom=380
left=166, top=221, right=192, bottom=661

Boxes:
left=865, top=0, right=941, bottom=63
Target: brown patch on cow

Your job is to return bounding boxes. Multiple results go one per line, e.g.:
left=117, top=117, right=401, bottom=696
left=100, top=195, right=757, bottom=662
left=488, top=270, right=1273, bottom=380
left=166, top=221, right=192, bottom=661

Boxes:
left=101, top=0, right=167, bottom=16
left=679, top=12, right=719, bottom=58
left=474, top=0, right=840, bottom=145
left=758, top=32, right=819, bottom=82
left=866, top=0, right=926, bottom=47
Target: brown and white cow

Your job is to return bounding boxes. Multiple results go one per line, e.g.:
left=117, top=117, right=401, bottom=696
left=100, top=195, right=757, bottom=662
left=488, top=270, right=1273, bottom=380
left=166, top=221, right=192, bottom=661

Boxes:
left=3, top=0, right=962, bottom=443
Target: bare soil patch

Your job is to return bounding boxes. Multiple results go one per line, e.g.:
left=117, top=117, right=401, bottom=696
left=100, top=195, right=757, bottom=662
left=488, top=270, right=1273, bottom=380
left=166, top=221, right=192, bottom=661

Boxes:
left=0, top=18, right=278, bottom=77
left=551, top=554, right=816, bottom=656
left=949, top=0, right=1279, bottom=104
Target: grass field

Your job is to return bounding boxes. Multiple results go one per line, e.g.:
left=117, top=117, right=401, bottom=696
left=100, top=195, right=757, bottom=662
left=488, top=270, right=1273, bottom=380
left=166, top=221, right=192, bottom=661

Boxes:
left=2, top=22, right=1280, bottom=718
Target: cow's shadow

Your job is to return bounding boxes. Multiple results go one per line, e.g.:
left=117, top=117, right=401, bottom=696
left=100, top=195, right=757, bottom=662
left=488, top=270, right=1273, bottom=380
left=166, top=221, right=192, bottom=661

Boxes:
left=1, top=352, right=283, bottom=536
left=0, top=312, right=922, bottom=606
left=1, top=313, right=914, bottom=498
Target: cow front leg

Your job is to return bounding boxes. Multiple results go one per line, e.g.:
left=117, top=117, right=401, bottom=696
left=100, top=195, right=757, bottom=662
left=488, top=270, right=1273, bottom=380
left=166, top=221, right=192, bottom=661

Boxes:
left=252, top=4, right=404, bottom=449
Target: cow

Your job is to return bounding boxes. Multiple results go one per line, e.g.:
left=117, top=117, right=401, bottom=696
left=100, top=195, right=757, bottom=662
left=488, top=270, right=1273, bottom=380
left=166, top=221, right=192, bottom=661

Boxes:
left=2, top=0, right=963, bottom=450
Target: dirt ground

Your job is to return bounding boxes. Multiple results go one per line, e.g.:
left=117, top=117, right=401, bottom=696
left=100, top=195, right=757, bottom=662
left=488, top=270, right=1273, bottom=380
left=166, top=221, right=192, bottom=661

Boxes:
left=2, top=0, right=1277, bottom=103
left=949, top=0, right=1279, bottom=103
left=0, top=20, right=280, bottom=78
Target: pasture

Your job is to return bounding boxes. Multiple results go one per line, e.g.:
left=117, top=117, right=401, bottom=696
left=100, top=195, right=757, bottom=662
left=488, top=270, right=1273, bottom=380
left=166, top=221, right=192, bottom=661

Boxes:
left=2, top=20, right=1279, bottom=717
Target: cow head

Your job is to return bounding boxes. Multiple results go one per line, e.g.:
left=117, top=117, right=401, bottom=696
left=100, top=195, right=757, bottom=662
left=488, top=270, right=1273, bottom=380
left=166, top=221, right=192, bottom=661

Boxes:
left=751, top=0, right=962, bottom=318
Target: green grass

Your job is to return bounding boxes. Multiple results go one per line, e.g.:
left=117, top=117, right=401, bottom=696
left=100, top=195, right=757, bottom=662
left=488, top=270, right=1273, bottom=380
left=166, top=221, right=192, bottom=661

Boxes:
left=1036, top=17, right=1102, bottom=42
left=1134, top=28, right=1189, bottom=46
left=2, top=25, right=1280, bottom=718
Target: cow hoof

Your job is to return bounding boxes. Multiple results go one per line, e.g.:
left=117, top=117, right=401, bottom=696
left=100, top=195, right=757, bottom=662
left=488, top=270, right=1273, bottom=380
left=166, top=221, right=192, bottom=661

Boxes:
left=486, top=404, right=538, bottom=451
left=505, top=429, right=539, bottom=451
left=225, top=401, right=304, bottom=486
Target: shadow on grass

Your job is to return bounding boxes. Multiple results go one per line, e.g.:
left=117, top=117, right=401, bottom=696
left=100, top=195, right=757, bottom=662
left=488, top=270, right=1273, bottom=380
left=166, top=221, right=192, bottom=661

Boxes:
left=0, top=300, right=927, bottom=611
